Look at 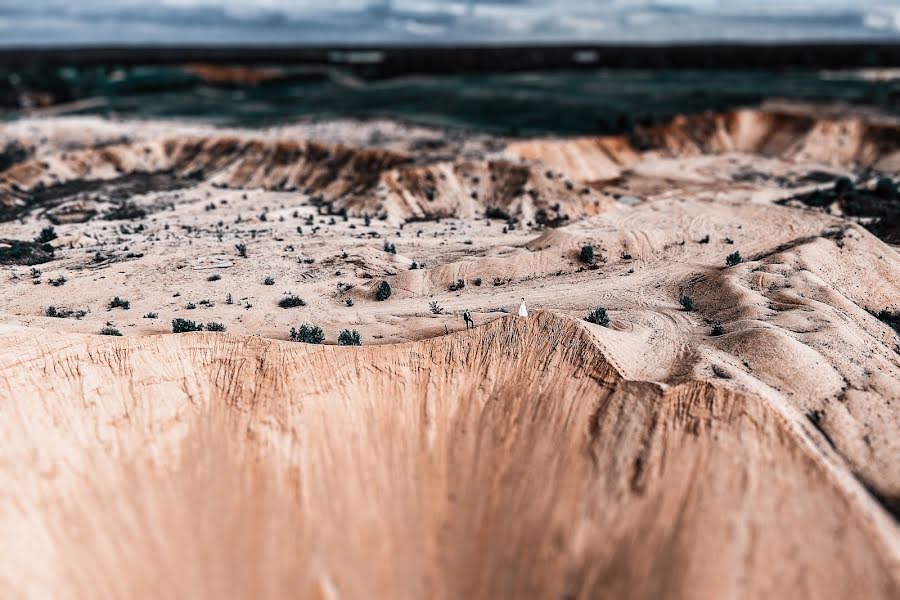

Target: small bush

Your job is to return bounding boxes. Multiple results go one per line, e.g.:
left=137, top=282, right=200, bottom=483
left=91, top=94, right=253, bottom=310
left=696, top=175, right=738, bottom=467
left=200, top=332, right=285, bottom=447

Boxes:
left=235, top=243, right=248, bottom=258
left=580, top=244, right=595, bottom=264
left=278, top=295, right=306, bottom=308
left=383, top=241, right=396, bottom=254
left=585, top=306, right=610, bottom=327
left=263, top=276, right=275, bottom=285
left=345, top=298, right=354, bottom=307
left=144, top=312, right=158, bottom=319
left=711, top=322, right=725, bottom=336
left=46, top=306, right=87, bottom=319
left=449, top=278, right=465, bottom=292
left=375, top=280, right=391, bottom=301
left=99, top=326, right=122, bottom=336
left=430, top=300, right=444, bottom=314
left=34, top=226, right=57, bottom=244
left=207, top=274, right=221, bottom=282
left=205, top=322, right=226, bottom=332
left=48, top=275, right=67, bottom=287
left=172, top=318, right=203, bottom=333
left=226, top=293, right=234, bottom=305
left=290, top=324, right=325, bottom=344
left=473, top=277, right=482, bottom=286
left=31, top=267, right=42, bottom=279
left=338, top=329, right=362, bottom=346
left=726, top=251, right=743, bottom=267
left=108, top=296, right=130, bottom=310
left=186, top=302, right=197, bottom=310
left=698, top=234, right=710, bottom=244
left=409, top=261, right=419, bottom=270
left=680, top=296, right=695, bottom=312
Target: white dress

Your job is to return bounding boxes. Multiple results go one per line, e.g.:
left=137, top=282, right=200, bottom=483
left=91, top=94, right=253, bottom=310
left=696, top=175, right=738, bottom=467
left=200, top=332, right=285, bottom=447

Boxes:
left=518, top=300, right=528, bottom=317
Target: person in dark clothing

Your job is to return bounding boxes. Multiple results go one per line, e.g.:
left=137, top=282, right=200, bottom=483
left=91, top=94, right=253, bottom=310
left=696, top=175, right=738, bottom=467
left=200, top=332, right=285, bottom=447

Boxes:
left=463, top=310, right=474, bottom=330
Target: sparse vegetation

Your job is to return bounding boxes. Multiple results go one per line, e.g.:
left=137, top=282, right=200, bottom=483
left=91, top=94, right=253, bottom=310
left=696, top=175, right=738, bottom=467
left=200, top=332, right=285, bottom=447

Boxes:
left=345, top=298, right=354, bottom=307
left=144, top=312, right=158, bottom=319
left=472, top=277, right=482, bottom=286
left=235, top=243, right=248, bottom=258
left=430, top=300, right=444, bottom=314
left=290, top=324, right=325, bottom=344
left=226, top=293, right=234, bottom=305
left=375, top=280, right=391, bottom=301
left=46, top=306, right=87, bottom=319
left=383, top=241, right=396, bottom=254
left=34, top=226, right=57, bottom=244
left=205, top=322, right=226, bottom=332
left=278, top=295, right=306, bottom=308
left=698, top=234, right=710, bottom=244
left=264, top=276, right=275, bottom=285
left=726, top=251, right=743, bottom=266
left=338, top=329, right=362, bottom=346
left=172, top=318, right=203, bottom=333
left=186, top=302, right=197, bottom=310
left=99, top=326, right=122, bottom=336
left=680, top=295, right=695, bottom=312
left=207, top=274, right=221, bottom=282
left=48, top=275, right=67, bottom=287
left=107, top=296, right=130, bottom=310
left=585, top=306, right=610, bottom=327
left=580, top=244, right=595, bottom=264
left=449, top=278, right=466, bottom=292
left=409, top=261, right=419, bottom=270
left=711, top=322, right=725, bottom=336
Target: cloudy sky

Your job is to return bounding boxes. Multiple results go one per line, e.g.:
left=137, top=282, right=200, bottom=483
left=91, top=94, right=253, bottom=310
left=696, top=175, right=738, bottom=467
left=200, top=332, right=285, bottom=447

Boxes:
left=1, top=1, right=899, bottom=46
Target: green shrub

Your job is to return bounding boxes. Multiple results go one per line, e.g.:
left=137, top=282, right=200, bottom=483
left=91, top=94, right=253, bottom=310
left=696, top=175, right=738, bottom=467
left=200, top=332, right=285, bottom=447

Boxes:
left=711, top=322, right=725, bottom=336
left=99, top=326, right=122, bottom=336
left=383, top=241, right=396, bottom=254
left=726, top=251, right=743, bottom=267
left=338, top=329, right=362, bottom=346
left=205, top=322, right=226, bottom=332
left=108, top=296, right=130, bottom=310
left=278, top=295, right=306, bottom=308
left=290, top=324, right=324, bottom=344
left=34, top=226, right=57, bottom=244
left=579, top=244, right=595, bottom=264
left=144, top=312, right=158, bottom=319
left=429, top=300, right=444, bottom=314
left=207, top=274, right=221, bottom=282
left=585, top=306, right=610, bottom=327
left=235, top=243, right=248, bottom=258
left=680, top=295, right=695, bottom=312
left=172, top=318, right=203, bottom=333
left=449, top=278, right=465, bottom=292
left=264, top=276, right=275, bottom=285
left=375, top=280, right=391, bottom=301
left=46, top=306, right=87, bottom=319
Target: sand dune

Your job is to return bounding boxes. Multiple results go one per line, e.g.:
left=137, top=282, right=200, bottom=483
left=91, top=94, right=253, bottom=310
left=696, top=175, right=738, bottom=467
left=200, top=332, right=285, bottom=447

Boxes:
left=1, top=313, right=897, bottom=599
left=0, top=105, right=899, bottom=597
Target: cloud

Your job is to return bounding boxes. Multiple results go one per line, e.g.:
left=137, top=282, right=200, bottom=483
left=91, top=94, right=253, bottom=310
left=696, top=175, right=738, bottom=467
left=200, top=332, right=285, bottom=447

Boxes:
left=1, top=0, right=899, bottom=45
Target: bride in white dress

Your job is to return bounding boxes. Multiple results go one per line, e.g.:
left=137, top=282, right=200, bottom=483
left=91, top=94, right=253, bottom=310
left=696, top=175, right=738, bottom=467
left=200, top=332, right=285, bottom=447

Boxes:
left=518, top=298, right=528, bottom=317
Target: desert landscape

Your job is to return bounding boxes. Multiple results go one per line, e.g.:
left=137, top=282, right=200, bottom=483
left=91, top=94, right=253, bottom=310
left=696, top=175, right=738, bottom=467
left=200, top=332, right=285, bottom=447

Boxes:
left=1, top=101, right=899, bottom=597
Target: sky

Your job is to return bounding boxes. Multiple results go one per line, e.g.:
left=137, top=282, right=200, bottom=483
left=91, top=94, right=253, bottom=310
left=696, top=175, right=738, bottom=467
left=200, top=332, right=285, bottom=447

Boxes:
left=1, top=1, right=899, bottom=46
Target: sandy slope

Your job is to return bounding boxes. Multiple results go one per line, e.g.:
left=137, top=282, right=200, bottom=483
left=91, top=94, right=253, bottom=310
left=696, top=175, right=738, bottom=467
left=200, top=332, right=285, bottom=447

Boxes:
left=0, top=106, right=899, bottom=597
left=1, top=313, right=897, bottom=599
